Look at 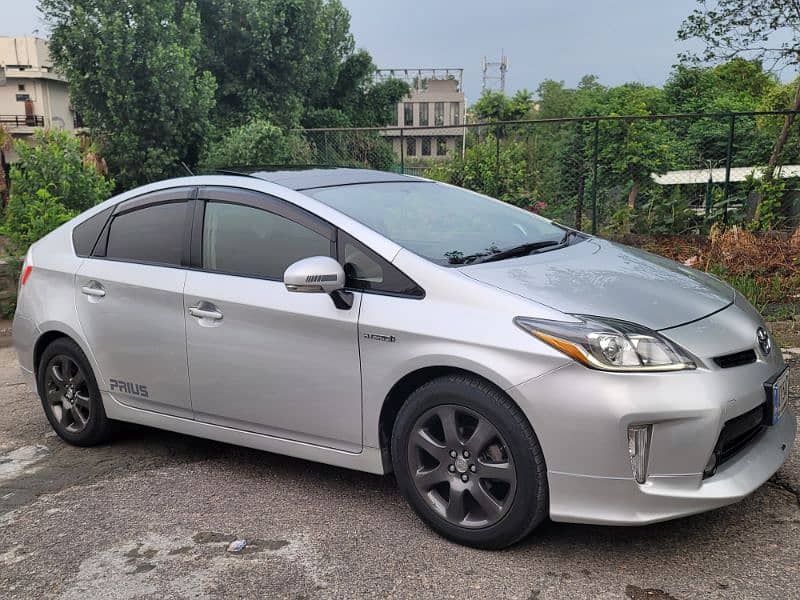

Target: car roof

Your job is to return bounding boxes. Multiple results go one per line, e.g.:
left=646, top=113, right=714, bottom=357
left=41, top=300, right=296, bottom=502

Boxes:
left=246, top=167, right=419, bottom=191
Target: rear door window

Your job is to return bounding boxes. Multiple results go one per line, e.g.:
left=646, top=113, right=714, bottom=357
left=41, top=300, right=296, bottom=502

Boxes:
left=102, top=201, right=189, bottom=266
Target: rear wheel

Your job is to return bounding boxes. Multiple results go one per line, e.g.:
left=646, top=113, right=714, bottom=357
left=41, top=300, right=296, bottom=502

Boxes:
left=391, top=374, right=548, bottom=549
left=37, top=338, right=116, bottom=446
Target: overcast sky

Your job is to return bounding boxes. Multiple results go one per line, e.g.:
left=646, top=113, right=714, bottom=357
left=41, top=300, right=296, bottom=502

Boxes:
left=0, top=0, right=791, bottom=102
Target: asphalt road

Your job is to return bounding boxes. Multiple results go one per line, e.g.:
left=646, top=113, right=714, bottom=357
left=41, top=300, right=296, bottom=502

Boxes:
left=0, top=345, right=798, bottom=600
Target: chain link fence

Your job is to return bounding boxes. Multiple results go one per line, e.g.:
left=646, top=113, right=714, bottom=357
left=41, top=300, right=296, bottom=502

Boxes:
left=287, top=111, right=800, bottom=234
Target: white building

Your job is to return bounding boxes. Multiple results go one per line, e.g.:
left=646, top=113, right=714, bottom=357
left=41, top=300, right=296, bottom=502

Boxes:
left=0, top=37, right=77, bottom=160
left=377, top=68, right=465, bottom=163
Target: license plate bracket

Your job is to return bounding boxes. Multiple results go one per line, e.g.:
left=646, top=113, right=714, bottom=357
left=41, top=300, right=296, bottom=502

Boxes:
left=764, top=365, right=790, bottom=426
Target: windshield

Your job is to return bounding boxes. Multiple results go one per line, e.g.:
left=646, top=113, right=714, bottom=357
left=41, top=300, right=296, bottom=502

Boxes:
left=308, top=181, right=567, bottom=266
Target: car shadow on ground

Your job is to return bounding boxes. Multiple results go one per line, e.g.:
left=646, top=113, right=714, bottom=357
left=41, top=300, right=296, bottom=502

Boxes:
left=89, top=423, right=796, bottom=554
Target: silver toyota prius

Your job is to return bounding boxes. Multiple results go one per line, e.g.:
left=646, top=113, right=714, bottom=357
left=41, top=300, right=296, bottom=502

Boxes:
left=12, top=168, right=795, bottom=548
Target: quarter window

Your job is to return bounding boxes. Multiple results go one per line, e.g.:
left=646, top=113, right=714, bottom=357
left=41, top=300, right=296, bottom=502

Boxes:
left=338, top=232, right=424, bottom=298
left=202, top=202, right=331, bottom=279
left=104, top=202, right=187, bottom=266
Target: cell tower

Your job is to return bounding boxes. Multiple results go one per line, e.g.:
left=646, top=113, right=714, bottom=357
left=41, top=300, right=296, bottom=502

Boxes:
left=481, top=52, right=508, bottom=93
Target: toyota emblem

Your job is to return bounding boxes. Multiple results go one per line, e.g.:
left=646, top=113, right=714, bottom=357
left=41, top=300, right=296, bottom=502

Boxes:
left=757, top=327, right=771, bottom=355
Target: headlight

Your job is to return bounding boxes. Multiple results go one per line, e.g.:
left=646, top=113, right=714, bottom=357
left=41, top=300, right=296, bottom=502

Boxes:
left=514, top=315, right=696, bottom=372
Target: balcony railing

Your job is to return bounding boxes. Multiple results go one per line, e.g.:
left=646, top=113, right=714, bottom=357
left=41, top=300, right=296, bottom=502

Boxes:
left=0, top=114, right=45, bottom=128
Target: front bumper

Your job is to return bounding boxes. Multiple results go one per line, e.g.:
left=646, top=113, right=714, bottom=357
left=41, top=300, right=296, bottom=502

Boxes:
left=546, top=408, right=795, bottom=525
left=508, top=301, right=796, bottom=525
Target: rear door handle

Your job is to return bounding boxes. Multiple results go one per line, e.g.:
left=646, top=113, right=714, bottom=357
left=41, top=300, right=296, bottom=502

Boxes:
left=188, top=304, right=223, bottom=321
left=81, top=283, right=106, bottom=297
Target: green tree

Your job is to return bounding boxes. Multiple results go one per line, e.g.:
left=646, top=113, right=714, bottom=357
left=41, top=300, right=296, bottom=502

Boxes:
left=678, top=1, right=800, bottom=183
left=303, top=50, right=409, bottom=128
left=200, top=118, right=311, bottom=170
left=472, top=89, right=535, bottom=122
left=531, top=76, right=607, bottom=228
left=595, top=84, right=676, bottom=214
left=40, top=0, right=217, bottom=188
left=196, top=0, right=355, bottom=128
left=664, top=60, right=780, bottom=167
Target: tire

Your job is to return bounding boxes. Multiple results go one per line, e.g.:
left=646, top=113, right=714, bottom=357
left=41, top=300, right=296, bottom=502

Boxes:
left=37, top=337, right=116, bottom=446
left=391, top=374, right=548, bottom=549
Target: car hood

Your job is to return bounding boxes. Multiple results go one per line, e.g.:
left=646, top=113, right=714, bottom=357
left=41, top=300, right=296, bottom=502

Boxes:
left=460, top=238, right=734, bottom=330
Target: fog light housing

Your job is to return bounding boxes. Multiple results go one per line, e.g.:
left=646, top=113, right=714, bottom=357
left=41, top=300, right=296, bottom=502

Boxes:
left=627, top=425, right=652, bottom=484
left=703, top=452, right=717, bottom=478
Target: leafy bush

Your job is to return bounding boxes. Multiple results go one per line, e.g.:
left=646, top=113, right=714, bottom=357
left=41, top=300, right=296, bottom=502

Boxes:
left=747, top=169, right=787, bottom=231
left=426, top=134, right=528, bottom=203
left=8, top=129, right=113, bottom=213
left=3, top=129, right=113, bottom=280
left=3, top=188, right=75, bottom=258
left=200, top=119, right=312, bottom=171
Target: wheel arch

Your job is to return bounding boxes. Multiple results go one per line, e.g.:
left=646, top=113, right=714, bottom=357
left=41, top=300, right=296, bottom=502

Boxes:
left=33, top=330, right=71, bottom=375
left=377, top=365, right=533, bottom=464
left=32, top=324, right=100, bottom=384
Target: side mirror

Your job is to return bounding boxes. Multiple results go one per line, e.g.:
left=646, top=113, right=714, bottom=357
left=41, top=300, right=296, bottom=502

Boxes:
left=283, top=256, right=353, bottom=309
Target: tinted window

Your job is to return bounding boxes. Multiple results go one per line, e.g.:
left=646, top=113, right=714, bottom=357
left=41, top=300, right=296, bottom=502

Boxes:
left=73, top=206, right=113, bottom=257
left=203, top=202, right=331, bottom=279
left=310, top=182, right=567, bottom=267
left=105, top=202, right=187, bottom=265
left=339, top=233, right=424, bottom=298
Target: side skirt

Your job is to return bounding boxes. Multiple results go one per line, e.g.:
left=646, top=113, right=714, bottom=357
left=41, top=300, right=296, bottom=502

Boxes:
left=102, top=392, right=389, bottom=475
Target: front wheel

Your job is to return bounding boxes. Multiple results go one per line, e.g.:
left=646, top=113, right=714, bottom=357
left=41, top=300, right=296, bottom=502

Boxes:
left=391, top=374, right=548, bottom=549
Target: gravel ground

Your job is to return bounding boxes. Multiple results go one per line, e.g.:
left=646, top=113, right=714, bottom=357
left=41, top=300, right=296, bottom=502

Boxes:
left=0, top=344, right=798, bottom=600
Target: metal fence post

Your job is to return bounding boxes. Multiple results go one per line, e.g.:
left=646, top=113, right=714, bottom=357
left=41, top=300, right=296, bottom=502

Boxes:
left=723, top=113, right=735, bottom=224
left=590, top=119, right=599, bottom=235
left=400, top=128, right=405, bottom=173
left=495, top=128, right=501, bottom=197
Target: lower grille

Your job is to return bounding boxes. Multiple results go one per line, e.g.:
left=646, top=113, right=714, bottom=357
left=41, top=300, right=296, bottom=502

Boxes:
left=704, top=402, right=767, bottom=478
left=714, top=349, right=757, bottom=369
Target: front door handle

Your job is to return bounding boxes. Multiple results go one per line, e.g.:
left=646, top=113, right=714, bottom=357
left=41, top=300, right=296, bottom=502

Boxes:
left=188, top=304, right=223, bottom=321
left=81, top=282, right=106, bottom=297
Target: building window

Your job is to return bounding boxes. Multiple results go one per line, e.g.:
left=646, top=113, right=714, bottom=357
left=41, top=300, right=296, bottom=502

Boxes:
left=16, top=94, right=30, bottom=102
left=17, top=84, right=25, bottom=91
left=419, top=103, right=429, bottom=126
left=436, top=138, right=448, bottom=156
left=421, top=137, right=431, bottom=156
left=451, top=102, right=460, bottom=125
left=389, top=106, right=398, bottom=127
left=434, top=102, right=444, bottom=126
left=404, top=103, right=414, bottom=126
left=406, top=137, right=416, bottom=156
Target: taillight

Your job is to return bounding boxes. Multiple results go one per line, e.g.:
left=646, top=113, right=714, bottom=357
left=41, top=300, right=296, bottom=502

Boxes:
left=20, top=264, right=32, bottom=287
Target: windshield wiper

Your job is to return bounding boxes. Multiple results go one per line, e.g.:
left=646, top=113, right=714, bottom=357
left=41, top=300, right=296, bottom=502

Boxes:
left=471, top=240, right=563, bottom=265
